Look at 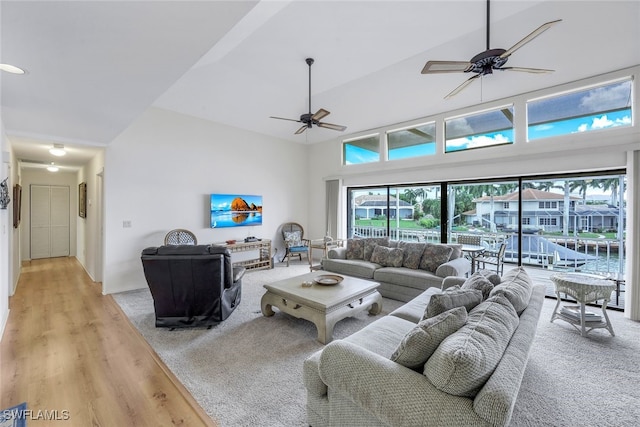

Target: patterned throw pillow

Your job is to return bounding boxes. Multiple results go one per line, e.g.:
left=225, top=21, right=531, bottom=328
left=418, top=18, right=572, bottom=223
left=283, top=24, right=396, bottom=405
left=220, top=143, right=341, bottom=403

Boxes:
left=475, top=269, right=502, bottom=286
left=391, top=306, right=468, bottom=371
left=345, top=238, right=365, bottom=260
left=461, top=272, right=495, bottom=300
left=370, top=245, right=404, bottom=267
left=284, top=230, right=301, bottom=247
left=364, top=237, right=390, bottom=261
left=423, top=288, right=483, bottom=319
left=419, top=243, right=453, bottom=273
left=397, top=241, right=426, bottom=269
left=489, top=266, right=532, bottom=314
left=424, top=294, right=520, bottom=397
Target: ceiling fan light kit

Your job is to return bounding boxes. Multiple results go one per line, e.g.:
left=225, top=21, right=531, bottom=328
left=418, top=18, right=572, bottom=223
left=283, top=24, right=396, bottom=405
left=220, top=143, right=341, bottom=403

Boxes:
left=421, top=0, right=561, bottom=99
left=271, top=57, right=346, bottom=135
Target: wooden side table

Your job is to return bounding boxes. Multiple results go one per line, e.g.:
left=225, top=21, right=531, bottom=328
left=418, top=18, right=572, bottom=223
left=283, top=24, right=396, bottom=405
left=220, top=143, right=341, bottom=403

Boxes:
left=550, top=272, right=616, bottom=337
left=308, top=238, right=345, bottom=271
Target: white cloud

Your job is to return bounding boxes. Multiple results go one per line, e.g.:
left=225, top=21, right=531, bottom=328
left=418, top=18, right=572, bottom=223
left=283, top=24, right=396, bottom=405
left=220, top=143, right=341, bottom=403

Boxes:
left=579, top=81, right=631, bottom=112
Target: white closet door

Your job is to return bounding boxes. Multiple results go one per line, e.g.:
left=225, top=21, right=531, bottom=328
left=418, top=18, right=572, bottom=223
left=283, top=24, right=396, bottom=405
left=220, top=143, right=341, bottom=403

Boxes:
left=30, top=185, right=70, bottom=259
left=50, top=186, right=70, bottom=257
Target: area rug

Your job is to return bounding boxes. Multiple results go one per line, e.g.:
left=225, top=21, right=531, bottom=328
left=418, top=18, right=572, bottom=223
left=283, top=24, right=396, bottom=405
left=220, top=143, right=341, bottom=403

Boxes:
left=114, top=263, right=640, bottom=427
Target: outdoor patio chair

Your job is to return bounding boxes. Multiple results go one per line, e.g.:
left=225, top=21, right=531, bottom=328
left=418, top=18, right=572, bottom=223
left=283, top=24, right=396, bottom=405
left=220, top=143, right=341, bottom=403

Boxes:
left=474, top=241, right=507, bottom=275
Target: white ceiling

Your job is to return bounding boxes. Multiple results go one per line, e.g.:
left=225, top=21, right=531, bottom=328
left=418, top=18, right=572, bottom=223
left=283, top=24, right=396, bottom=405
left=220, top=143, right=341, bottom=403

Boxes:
left=2, top=0, right=639, bottom=171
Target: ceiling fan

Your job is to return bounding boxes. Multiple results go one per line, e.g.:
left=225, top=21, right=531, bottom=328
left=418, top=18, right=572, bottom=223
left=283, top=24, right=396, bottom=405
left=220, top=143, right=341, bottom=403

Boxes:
left=421, top=0, right=561, bottom=99
left=270, top=58, right=347, bottom=135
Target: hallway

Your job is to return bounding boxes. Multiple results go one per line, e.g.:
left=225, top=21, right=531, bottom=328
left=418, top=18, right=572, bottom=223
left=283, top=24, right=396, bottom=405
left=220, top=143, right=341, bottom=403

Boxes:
left=0, top=257, right=214, bottom=426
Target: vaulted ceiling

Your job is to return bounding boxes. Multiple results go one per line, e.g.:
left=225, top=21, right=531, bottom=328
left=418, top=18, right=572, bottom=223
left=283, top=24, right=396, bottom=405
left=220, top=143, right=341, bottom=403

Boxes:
left=2, top=1, right=639, bottom=170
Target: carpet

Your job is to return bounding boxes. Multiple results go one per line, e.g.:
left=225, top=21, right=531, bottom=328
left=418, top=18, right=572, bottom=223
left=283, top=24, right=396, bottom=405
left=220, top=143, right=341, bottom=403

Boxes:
left=114, top=262, right=640, bottom=427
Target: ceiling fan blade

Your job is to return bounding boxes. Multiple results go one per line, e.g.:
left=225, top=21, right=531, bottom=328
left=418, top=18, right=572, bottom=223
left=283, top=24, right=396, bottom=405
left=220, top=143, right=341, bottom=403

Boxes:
left=317, top=122, right=347, bottom=132
left=270, top=116, right=302, bottom=123
left=500, top=66, right=555, bottom=74
left=295, top=125, right=308, bottom=135
left=444, top=74, right=481, bottom=99
left=422, top=60, right=471, bottom=74
left=311, top=108, right=330, bottom=121
left=500, top=19, right=562, bottom=59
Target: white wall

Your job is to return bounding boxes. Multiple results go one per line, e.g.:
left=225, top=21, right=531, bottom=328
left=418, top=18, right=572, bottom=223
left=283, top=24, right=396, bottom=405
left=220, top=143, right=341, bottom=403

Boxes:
left=19, top=169, right=78, bottom=261
left=102, top=107, right=308, bottom=294
left=0, top=122, right=9, bottom=338
left=77, top=150, right=105, bottom=282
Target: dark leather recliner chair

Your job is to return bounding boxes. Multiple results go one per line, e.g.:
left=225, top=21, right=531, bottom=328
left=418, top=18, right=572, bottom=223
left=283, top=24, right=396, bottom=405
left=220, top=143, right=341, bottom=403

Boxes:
left=141, top=244, right=245, bottom=328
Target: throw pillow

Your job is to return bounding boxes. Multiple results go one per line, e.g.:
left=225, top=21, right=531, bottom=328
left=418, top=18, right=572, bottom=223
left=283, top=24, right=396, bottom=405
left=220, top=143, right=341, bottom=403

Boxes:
left=391, top=307, right=468, bottom=371
left=419, top=243, right=453, bottom=273
left=345, top=239, right=365, bottom=260
left=475, top=269, right=501, bottom=286
left=370, top=245, right=404, bottom=267
left=424, top=294, right=520, bottom=397
left=423, top=288, right=483, bottom=319
left=284, top=230, right=302, bottom=247
left=445, top=244, right=463, bottom=260
left=489, top=266, right=532, bottom=314
left=461, top=272, right=495, bottom=300
left=397, top=241, right=426, bottom=269
left=364, top=237, right=390, bottom=261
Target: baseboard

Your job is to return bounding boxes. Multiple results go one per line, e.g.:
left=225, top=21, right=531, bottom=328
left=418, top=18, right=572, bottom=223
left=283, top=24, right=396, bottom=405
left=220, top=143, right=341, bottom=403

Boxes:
left=0, top=308, right=9, bottom=342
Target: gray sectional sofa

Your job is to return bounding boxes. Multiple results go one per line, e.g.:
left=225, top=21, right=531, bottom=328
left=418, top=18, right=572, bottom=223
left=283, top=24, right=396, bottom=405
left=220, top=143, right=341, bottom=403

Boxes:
left=303, top=267, right=544, bottom=427
left=321, top=237, right=471, bottom=302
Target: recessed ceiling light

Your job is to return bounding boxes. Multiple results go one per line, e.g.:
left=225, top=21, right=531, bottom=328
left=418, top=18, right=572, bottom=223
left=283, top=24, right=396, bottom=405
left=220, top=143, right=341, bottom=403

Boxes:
left=49, top=144, right=66, bottom=156
left=47, top=163, right=59, bottom=172
left=0, top=63, right=26, bottom=74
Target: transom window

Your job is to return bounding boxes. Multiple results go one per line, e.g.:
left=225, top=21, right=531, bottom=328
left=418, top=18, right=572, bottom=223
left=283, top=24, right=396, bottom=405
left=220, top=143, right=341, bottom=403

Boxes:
left=527, top=78, right=632, bottom=141
left=445, top=106, right=514, bottom=153
left=386, top=122, right=436, bottom=160
left=343, top=134, right=380, bottom=165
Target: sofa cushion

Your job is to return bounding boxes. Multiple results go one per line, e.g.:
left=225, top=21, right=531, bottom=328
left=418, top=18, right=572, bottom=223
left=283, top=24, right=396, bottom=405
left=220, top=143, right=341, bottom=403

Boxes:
left=373, top=267, right=443, bottom=292
left=423, top=288, right=483, bottom=319
left=364, top=237, right=390, bottom=261
left=343, top=315, right=417, bottom=359
left=419, top=243, right=453, bottom=273
left=489, top=266, right=532, bottom=314
left=389, top=287, right=443, bottom=323
left=397, top=241, right=426, bottom=269
left=345, top=238, right=365, bottom=260
left=391, top=307, right=468, bottom=371
left=424, top=293, right=520, bottom=397
left=461, top=272, right=495, bottom=300
left=370, top=245, right=404, bottom=267
left=320, top=258, right=379, bottom=279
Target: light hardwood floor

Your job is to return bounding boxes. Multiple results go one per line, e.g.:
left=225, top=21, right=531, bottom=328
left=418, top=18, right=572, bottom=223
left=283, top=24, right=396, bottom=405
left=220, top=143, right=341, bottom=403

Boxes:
left=1, top=257, right=216, bottom=426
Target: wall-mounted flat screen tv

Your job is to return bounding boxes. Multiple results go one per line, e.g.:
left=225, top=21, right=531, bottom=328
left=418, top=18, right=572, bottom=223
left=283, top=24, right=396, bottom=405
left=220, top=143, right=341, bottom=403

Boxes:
left=210, top=194, right=262, bottom=228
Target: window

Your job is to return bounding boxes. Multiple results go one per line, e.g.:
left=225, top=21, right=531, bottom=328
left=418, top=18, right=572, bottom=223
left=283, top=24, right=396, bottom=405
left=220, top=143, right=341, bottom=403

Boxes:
left=539, top=201, right=558, bottom=209
left=522, top=218, right=531, bottom=225
left=343, top=134, right=380, bottom=165
left=527, top=78, right=632, bottom=141
left=539, top=218, right=558, bottom=226
left=445, top=106, right=514, bottom=153
left=503, top=202, right=510, bottom=209
left=387, top=122, right=436, bottom=160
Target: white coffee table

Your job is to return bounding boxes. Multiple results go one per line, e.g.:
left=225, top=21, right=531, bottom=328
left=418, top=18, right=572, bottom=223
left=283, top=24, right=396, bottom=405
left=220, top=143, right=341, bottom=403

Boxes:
left=261, top=271, right=382, bottom=344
